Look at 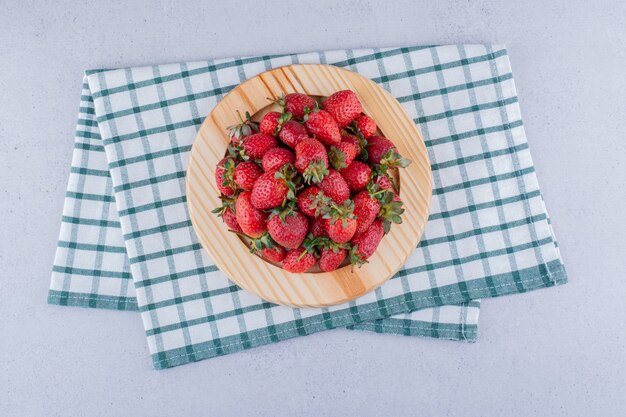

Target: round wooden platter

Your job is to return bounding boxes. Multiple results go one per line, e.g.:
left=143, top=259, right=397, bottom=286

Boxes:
left=186, top=64, right=432, bottom=308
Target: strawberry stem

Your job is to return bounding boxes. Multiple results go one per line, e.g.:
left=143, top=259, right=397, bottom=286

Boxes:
left=328, top=146, right=347, bottom=170
left=302, top=160, right=329, bottom=185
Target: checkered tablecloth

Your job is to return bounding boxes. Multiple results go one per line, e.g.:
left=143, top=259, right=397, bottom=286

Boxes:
left=49, top=45, right=566, bottom=369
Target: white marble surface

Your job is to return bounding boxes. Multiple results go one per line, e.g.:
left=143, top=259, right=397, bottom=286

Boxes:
left=1, top=1, right=625, bottom=416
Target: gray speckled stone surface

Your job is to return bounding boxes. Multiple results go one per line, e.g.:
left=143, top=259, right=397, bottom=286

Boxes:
left=1, top=1, right=625, bottom=416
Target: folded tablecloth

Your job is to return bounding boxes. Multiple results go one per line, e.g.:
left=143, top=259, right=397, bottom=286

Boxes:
left=49, top=44, right=567, bottom=369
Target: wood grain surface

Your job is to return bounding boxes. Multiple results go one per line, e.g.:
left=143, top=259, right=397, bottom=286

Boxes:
left=186, top=64, right=432, bottom=307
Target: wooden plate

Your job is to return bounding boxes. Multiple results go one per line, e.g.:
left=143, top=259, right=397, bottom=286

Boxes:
left=186, top=64, right=432, bottom=308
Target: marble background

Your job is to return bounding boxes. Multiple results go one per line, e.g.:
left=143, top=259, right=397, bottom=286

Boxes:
left=1, top=1, right=625, bottom=416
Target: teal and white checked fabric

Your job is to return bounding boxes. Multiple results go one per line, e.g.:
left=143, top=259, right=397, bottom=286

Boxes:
left=49, top=45, right=566, bottom=369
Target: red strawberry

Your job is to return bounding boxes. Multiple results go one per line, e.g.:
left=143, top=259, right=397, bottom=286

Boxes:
left=259, top=111, right=280, bottom=135
left=294, top=138, right=329, bottom=184
left=259, top=111, right=290, bottom=136
left=267, top=210, right=309, bottom=249
left=282, top=247, right=317, bottom=273
left=251, top=171, right=287, bottom=209
left=249, top=233, right=286, bottom=263
left=227, top=111, right=259, bottom=144
left=340, top=132, right=360, bottom=147
left=324, top=216, right=357, bottom=244
left=259, top=245, right=286, bottom=263
left=237, top=133, right=277, bottom=160
left=323, top=90, right=363, bottom=127
left=319, top=169, right=350, bottom=204
left=304, top=109, right=341, bottom=146
left=339, top=161, right=371, bottom=192
left=372, top=174, right=394, bottom=191
left=278, top=93, right=316, bottom=119
left=341, top=131, right=368, bottom=160
left=222, top=206, right=243, bottom=233
left=353, top=188, right=381, bottom=237
left=233, top=161, right=263, bottom=191
left=354, top=114, right=377, bottom=138
left=350, top=218, right=385, bottom=264
left=309, top=216, right=327, bottom=237
left=297, top=186, right=330, bottom=217
left=250, top=164, right=298, bottom=209
left=212, top=195, right=243, bottom=233
left=322, top=200, right=357, bottom=243
left=278, top=120, right=309, bottom=149
left=262, top=147, right=295, bottom=172
left=235, top=191, right=267, bottom=238
left=366, top=135, right=394, bottom=164
left=328, top=141, right=359, bottom=170
left=319, top=245, right=348, bottom=272
left=367, top=135, right=411, bottom=168
left=215, top=157, right=237, bottom=196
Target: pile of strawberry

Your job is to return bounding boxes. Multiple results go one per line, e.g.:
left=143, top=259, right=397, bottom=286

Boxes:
left=213, top=90, right=411, bottom=273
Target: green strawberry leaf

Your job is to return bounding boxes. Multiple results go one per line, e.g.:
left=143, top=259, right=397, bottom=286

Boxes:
left=348, top=244, right=368, bottom=271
